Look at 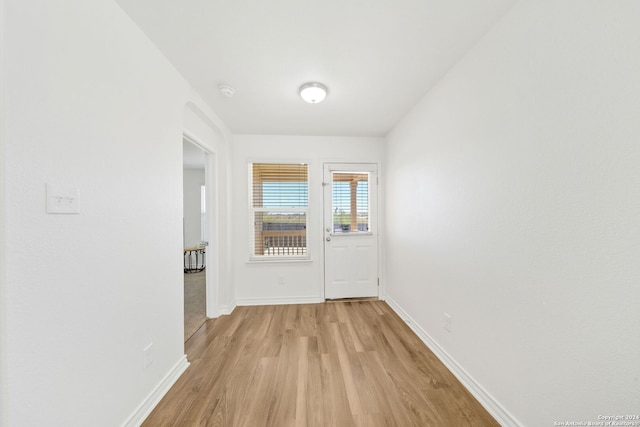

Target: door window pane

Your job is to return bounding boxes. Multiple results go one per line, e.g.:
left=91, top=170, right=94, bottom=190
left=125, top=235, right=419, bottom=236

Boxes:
left=332, top=172, right=369, bottom=233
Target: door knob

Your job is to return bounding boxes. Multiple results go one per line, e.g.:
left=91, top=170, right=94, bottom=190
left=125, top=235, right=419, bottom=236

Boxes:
left=326, top=236, right=331, bottom=242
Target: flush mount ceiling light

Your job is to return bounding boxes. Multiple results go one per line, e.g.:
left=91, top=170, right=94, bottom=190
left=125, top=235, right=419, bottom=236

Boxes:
left=299, top=82, right=328, bottom=104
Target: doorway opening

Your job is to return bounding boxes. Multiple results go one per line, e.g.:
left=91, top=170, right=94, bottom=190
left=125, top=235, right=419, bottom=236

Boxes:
left=183, top=139, right=208, bottom=341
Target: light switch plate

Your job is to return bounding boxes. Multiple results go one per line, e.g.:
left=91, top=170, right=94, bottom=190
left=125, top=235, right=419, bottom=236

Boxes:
left=46, top=184, right=80, bottom=214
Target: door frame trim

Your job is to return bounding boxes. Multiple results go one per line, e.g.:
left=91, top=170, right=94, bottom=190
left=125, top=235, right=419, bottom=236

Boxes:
left=183, top=132, right=220, bottom=318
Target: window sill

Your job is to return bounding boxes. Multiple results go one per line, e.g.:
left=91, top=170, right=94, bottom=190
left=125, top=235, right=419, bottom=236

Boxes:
left=247, top=256, right=312, bottom=264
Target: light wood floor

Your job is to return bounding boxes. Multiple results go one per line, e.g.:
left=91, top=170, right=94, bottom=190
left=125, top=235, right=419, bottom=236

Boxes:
left=143, top=301, right=499, bottom=426
left=184, top=271, right=206, bottom=342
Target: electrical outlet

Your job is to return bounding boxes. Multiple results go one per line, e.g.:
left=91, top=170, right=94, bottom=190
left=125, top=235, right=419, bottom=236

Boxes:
left=46, top=184, right=80, bottom=214
left=143, top=342, right=153, bottom=369
left=444, top=313, right=452, bottom=333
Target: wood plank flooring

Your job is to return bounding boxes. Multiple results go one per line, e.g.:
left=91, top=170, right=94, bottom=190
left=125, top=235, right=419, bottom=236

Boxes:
left=143, top=301, right=499, bottom=426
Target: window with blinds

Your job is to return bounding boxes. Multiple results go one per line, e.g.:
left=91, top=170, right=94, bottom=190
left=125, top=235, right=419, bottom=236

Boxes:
left=332, top=172, right=369, bottom=233
left=250, top=163, right=309, bottom=258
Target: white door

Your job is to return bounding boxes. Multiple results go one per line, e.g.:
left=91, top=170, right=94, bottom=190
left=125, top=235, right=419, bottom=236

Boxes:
left=323, top=163, right=378, bottom=299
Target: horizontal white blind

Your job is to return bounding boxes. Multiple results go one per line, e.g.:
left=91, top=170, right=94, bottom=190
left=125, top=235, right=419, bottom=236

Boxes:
left=251, top=163, right=309, bottom=257
left=252, top=163, right=308, bottom=209
left=332, top=172, right=369, bottom=233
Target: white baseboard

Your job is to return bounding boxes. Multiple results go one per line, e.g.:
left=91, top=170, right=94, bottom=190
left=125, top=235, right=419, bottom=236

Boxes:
left=385, top=297, right=521, bottom=427
left=217, top=302, right=236, bottom=316
left=236, top=296, right=323, bottom=306
left=122, top=355, right=190, bottom=427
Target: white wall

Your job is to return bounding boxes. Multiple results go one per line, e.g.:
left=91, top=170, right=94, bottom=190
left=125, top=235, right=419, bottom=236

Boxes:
left=183, top=168, right=205, bottom=249
left=0, top=0, right=7, bottom=422
left=385, top=1, right=640, bottom=426
left=232, top=135, right=384, bottom=304
left=1, top=0, right=231, bottom=425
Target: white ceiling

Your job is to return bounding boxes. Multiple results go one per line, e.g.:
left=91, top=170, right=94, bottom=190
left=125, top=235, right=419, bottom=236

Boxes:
left=115, top=0, right=516, bottom=137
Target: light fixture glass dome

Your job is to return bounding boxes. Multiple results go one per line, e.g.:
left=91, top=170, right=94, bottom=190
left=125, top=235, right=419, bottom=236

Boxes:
left=299, top=82, right=328, bottom=103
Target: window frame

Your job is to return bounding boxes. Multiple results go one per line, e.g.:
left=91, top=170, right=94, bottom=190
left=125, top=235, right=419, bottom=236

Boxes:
left=248, top=161, right=311, bottom=262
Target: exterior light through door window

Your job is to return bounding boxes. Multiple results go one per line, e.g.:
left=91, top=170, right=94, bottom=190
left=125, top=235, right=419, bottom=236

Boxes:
left=332, top=172, right=369, bottom=233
